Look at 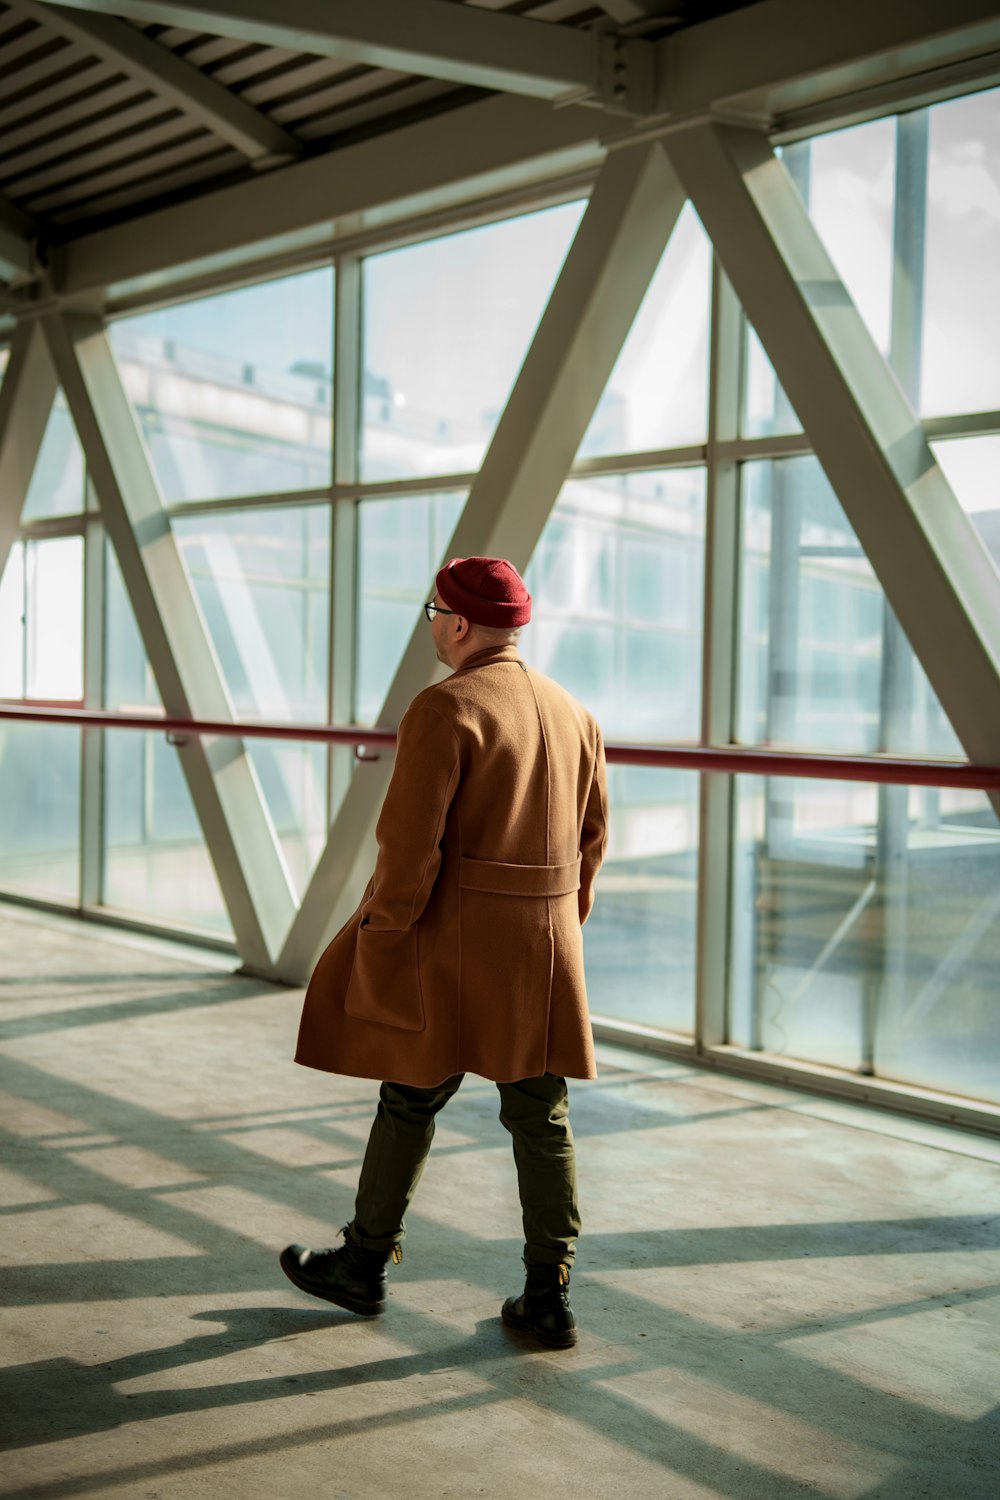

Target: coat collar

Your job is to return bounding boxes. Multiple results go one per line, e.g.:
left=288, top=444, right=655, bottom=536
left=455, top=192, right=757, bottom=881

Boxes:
left=453, top=643, right=524, bottom=675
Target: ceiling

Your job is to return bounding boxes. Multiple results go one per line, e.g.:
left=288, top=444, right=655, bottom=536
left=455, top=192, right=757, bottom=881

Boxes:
left=0, top=0, right=998, bottom=310
left=0, top=2, right=756, bottom=248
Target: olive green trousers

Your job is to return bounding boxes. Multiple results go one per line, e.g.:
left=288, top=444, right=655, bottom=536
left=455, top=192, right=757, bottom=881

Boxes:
left=348, top=1073, right=581, bottom=1267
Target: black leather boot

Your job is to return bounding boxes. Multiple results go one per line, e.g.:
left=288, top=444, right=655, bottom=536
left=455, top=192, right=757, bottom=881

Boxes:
left=501, top=1261, right=577, bottom=1348
left=280, top=1229, right=400, bottom=1316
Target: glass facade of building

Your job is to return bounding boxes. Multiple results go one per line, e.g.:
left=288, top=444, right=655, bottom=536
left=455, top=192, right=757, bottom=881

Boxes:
left=1, top=87, right=998, bottom=1113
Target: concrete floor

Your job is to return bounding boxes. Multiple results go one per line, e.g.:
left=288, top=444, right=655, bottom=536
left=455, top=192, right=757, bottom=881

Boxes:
left=1, top=904, right=999, bottom=1500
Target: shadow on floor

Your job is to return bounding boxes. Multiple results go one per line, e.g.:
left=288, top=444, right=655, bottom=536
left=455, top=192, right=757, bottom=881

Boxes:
left=3, top=935, right=999, bottom=1500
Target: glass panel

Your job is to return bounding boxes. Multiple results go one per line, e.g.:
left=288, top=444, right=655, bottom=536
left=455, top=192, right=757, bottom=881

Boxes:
left=102, top=729, right=231, bottom=936
left=0, top=543, right=24, bottom=697
left=0, top=722, right=80, bottom=905
left=109, top=268, right=333, bottom=503
left=578, top=205, right=711, bottom=458
left=921, top=87, right=1000, bottom=417
left=102, top=549, right=230, bottom=935
left=730, top=775, right=874, bottom=1073
left=173, top=505, right=331, bottom=893
left=872, top=786, right=1000, bottom=1104
left=737, top=456, right=961, bottom=757
left=173, top=506, right=330, bottom=721
left=26, top=537, right=83, bottom=700
left=0, top=537, right=83, bottom=700
left=242, top=738, right=328, bottom=897
left=741, top=122, right=895, bottom=440
left=22, top=390, right=85, bottom=521
left=931, top=435, right=1000, bottom=579
left=586, top=766, right=698, bottom=1034
left=805, top=119, right=896, bottom=356
left=741, top=325, right=803, bottom=440
left=730, top=775, right=1000, bottom=1103
left=360, top=202, right=584, bottom=482
left=522, top=469, right=706, bottom=740
left=355, top=491, right=465, bottom=723
left=104, top=542, right=161, bottom=712
left=356, top=472, right=706, bottom=737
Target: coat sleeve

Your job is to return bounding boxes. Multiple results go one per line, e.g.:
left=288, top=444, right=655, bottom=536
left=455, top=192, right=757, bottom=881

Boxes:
left=578, top=725, right=608, bottom=926
left=361, top=696, right=461, bottom=932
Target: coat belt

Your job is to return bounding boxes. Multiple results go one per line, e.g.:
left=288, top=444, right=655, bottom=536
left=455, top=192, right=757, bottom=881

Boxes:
left=458, top=855, right=582, bottom=897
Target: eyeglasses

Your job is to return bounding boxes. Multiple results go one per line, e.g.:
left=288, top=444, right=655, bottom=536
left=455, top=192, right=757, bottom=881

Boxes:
left=424, top=602, right=458, bottom=622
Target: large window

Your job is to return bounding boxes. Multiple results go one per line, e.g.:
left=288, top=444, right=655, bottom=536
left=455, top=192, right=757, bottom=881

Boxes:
left=22, top=391, right=86, bottom=522
left=737, top=456, right=959, bottom=757
left=110, top=268, right=334, bottom=504
left=577, top=205, right=711, bottom=459
left=931, top=434, right=1000, bottom=580
left=356, top=491, right=464, bottom=723
left=921, top=90, right=1000, bottom=417
left=174, top=506, right=331, bottom=894
left=586, top=766, right=699, bottom=1035
left=522, top=469, right=706, bottom=741
left=729, top=776, right=1000, bottom=1102
left=1, top=80, right=998, bottom=1121
left=101, top=551, right=231, bottom=936
left=0, top=537, right=84, bottom=905
left=729, top=88, right=1000, bottom=1101
left=0, top=722, right=80, bottom=905
left=0, top=537, right=83, bottom=700
left=360, top=203, right=584, bottom=482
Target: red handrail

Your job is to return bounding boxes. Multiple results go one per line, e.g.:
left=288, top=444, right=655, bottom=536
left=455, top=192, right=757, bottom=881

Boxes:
left=2, top=701, right=998, bottom=791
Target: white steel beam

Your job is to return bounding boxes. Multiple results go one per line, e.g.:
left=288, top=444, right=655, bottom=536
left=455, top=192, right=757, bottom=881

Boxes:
left=55, top=94, right=606, bottom=303
left=79, top=490, right=106, bottom=911
left=0, top=322, right=58, bottom=582
left=328, top=255, right=362, bottom=823
left=664, top=121, right=1000, bottom=778
left=39, top=0, right=1000, bottom=130
left=40, top=311, right=297, bottom=970
left=277, top=138, right=686, bottom=981
left=21, top=3, right=302, bottom=165
left=32, top=0, right=597, bottom=101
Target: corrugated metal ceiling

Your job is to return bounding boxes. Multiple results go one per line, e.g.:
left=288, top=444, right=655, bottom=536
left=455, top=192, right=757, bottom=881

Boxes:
left=0, top=1, right=757, bottom=249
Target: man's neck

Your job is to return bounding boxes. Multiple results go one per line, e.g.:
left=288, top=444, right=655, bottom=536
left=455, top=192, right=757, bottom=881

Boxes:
left=449, top=639, right=519, bottom=672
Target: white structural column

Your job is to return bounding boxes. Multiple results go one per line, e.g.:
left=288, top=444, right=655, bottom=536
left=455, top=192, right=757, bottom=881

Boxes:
left=665, top=122, right=1000, bottom=776
left=0, top=321, right=58, bottom=579
left=695, top=262, right=743, bottom=1050
left=328, top=256, right=362, bottom=823
left=41, top=311, right=297, bottom=970
left=278, top=139, right=687, bottom=982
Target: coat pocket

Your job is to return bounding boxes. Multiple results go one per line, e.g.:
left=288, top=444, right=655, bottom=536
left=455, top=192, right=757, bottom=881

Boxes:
left=344, top=924, right=426, bottom=1032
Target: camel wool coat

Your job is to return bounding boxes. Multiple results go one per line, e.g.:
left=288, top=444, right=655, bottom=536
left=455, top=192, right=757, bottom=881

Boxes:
left=295, top=643, right=608, bottom=1086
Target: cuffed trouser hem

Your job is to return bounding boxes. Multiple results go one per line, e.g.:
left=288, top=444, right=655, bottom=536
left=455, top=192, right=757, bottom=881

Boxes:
left=344, top=1221, right=402, bottom=1256
left=522, top=1245, right=576, bottom=1268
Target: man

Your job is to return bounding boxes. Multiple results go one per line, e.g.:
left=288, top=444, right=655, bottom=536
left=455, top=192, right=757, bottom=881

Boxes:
left=282, top=555, right=607, bottom=1348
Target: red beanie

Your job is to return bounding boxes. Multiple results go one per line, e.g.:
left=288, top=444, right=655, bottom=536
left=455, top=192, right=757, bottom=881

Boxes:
left=435, top=556, right=532, bottom=628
